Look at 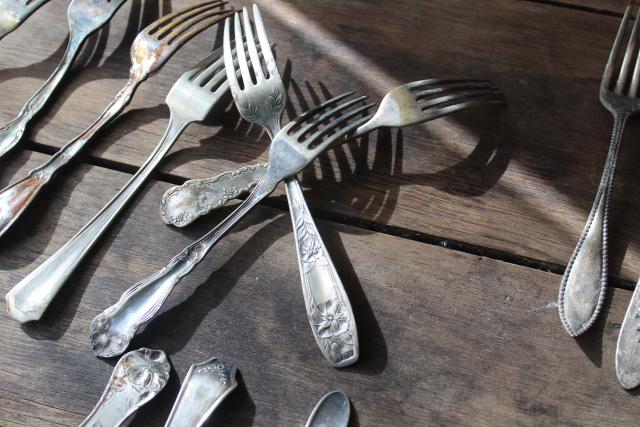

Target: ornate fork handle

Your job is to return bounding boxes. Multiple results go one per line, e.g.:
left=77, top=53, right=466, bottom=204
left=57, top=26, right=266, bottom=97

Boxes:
left=90, top=172, right=279, bottom=357
left=5, top=114, right=189, bottom=323
left=0, top=33, right=87, bottom=158
left=559, top=114, right=627, bottom=336
left=0, top=74, right=141, bottom=238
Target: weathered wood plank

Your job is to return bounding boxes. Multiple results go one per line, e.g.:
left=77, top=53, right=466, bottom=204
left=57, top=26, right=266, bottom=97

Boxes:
left=553, top=0, right=626, bottom=12
left=1, top=0, right=640, bottom=284
left=0, top=151, right=638, bottom=426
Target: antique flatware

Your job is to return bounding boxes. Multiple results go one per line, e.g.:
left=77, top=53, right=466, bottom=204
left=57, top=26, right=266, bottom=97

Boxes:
left=305, top=391, right=350, bottom=427
left=0, top=0, right=49, bottom=41
left=0, top=1, right=232, bottom=239
left=80, top=348, right=170, bottom=427
left=5, top=46, right=244, bottom=323
left=89, top=93, right=373, bottom=358
left=559, top=1, right=640, bottom=337
left=616, top=276, right=640, bottom=389
left=0, top=0, right=127, bottom=159
left=160, top=77, right=503, bottom=225
left=223, top=6, right=358, bottom=367
left=164, top=357, right=237, bottom=427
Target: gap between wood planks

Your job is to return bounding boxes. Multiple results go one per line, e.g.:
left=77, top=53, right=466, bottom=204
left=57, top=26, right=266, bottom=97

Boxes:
left=522, top=0, right=623, bottom=16
left=24, top=141, right=637, bottom=292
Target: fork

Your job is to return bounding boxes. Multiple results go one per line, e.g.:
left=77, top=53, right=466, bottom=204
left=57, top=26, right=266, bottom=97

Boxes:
left=160, top=78, right=504, bottom=226
left=88, top=92, right=373, bottom=359
left=0, top=0, right=49, bottom=41
left=559, top=1, right=640, bottom=338
left=0, top=1, right=232, bottom=239
left=5, top=44, right=243, bottom=323
left=0, top=0, right=128, bottom=159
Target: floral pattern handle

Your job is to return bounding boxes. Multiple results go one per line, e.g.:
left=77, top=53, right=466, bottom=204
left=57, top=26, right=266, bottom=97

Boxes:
left=285, top=178, right=359, bottom=367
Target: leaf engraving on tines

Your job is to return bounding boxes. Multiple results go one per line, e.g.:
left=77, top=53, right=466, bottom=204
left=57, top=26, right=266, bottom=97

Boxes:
left=239, top=100, right=260, bottom=122
left=268, top=88, right=284, bottom=114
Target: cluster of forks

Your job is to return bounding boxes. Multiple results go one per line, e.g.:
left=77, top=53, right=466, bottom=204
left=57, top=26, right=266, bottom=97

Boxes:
left=0, top=2, right=503, bottom=369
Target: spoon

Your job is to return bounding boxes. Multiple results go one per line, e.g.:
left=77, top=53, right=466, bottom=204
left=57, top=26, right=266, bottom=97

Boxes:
left=305, top=391, right=351, bottom=427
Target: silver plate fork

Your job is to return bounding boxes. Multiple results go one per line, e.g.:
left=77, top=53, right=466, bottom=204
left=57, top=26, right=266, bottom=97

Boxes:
left=224, top=5, right=359, bottom=367
left=0, top=0, right=50, bottom=41
left=5, top=45, right=243, bottom=323
left=0, top=0, right=128, bottom=158
left=0, top=1, right=232, bottom=238
left=89, top=93, right=373, bottom=359
left=559, top=1, right=640, bottom=338
left=160, top=78, right=503, bottom=225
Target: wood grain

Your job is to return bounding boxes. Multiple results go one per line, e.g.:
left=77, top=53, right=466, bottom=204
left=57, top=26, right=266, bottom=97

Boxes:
left=1, top=0, right=640, bottom=284
left=0, top=152, right=638, bottom=426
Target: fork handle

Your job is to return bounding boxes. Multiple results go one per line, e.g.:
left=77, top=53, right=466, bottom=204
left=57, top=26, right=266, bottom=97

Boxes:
left=0, top=32, right=87, bottom=159
left=558, top=113, right=627, bottom=336
left=0, top=76, right=141, bottom=239
left=5, top=114, right=189, bottom=323
left=89, top=172, right=280, bottom=357
left=285, top=177, right=359, bottom=367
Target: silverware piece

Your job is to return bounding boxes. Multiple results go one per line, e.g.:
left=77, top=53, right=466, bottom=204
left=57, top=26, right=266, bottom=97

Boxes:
left=225, top=6, right=358, bottom=367
left=559, top=1, right=640, bottom=337
left=0, top=0, right=127, bottom=159
left=5, top=43, right=240, bottom=323
left=160, top=78, right=503, bottom=224
left=0, top=0, right=49, bottom=41
left=80, top=348, right=170, bottom=427
left=0, top=1, right=232, bottom=239
left=164, top=356, right=237, bottom=427
left=89, top=92, right=373, bottom=358
left=616, top=276, right=640, bottom=389
left=305, top=391, right=350, bottom=427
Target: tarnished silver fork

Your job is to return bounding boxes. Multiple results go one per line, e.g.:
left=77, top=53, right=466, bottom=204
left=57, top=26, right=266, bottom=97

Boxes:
left=0, top=0, right=128, bottom=159
left=160, top=78, right=503, bottom=226
left=88, top=92, right=373, bottom=360
left=559, top=1, right=640, bottom=339
left=0, top=0, right=49, bottom=40
left=5, top=44, right=244, bottom=323
left=0, top=1, right=232, bottom=239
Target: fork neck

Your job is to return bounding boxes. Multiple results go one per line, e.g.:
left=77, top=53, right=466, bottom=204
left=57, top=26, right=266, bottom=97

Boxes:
left=263, top=116, right=282, bottom=140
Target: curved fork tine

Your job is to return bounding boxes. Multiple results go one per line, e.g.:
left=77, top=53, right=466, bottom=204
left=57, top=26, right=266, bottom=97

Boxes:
left=224, top=17, right=242, bottom=97
left=234, top=12, right=253, bottom=87
left=422, top=95, right=504, bottom=120
left=252, top=4, right=277, bottom=78
left=616, top=3, right=640, bottom=94
left=604, top=2, right=634, bottom=90
left=414, top=83, right=499, bottom=100
left=146, top=0, right=225, bottom=35
left=297, top=96, right=368, bottom=138
left=164, top=9, right=232, bottom=44
left=630, top=9, right=640, bottom=96
left=205, top=42, right=262, bottom=90
left=242, top=6, right=264, bottom=82
left=305, top=103, right=375, bottom=147
left=287, top=92, right=355, bottom=133
left=309, top=114, right=374, bottom=157
left=406, top=78, right=489, bottom=92
left=418, top=89, right=502, bottom=109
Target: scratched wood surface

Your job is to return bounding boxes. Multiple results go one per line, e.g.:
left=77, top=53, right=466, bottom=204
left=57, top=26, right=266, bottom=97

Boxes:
left=0, top=151, right=637, bottom=426
left=1, top=0, right=640, bottom=426
left=2, top=0, right=640, bottom=284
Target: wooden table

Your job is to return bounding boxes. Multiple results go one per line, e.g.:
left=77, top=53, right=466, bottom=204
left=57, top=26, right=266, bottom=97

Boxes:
left=1, top=0, right=639, bottom=425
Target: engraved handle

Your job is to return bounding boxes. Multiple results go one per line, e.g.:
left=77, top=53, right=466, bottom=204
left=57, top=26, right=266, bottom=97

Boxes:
left=90, top=174, right=279, bottom=357
left=286, top=178, right=359, bottom=367
left=160, top=162, right=268, bottom=227
left=0, top=34, right=86, bottom=159
left=616, top=278, right=640, bottom=389
left=559, top=114, right=627, bottom=336
left=5, top=115, right=189, bottom=323
left=0, top=77, right=140, bottom=238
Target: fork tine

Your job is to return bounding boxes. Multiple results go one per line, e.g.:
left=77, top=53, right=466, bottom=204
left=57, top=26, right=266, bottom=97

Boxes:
left=242, top=6, right=265, bottom=82
left=616, top=2, right=640, bottom=94
left=417, top=89, right=502, bottom=110
left=287, top=92, right=355, bottom=133
left=297, top=96, right=368, bottom=138
left=146, top=0, right=225, bottom=35
left=422, top=96, right=504, bottom=121
left=414, top=84, right=499, bottom=100
left=406, top=79, right=489, bottom=92
left=604, top=1, right=634, bottom=90
left=308, top=114, right=375, bottom=157
left=252, top=4, right=277, bottom=78
left=305, top=103, right=375, bottom=147
left=630, top=8, right=640, bottom=96
left=164, top=8, right=232, bottom=44
left=223, top=16, right=242, bottom=98
left=233, top=12, right=253, bottom=87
